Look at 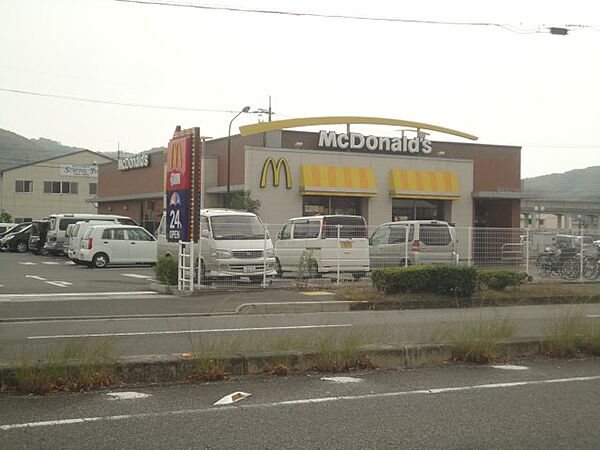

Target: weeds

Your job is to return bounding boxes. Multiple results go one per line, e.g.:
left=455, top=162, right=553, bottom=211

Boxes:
left=310, top=331, right=375, bottom=373
left=544, top=312, right=600, bottom=357
left=186, top=333, right=246, bottom=381
left=4, top=339, right=119, bottom=394
left=437, top=317, right=516, bottom=364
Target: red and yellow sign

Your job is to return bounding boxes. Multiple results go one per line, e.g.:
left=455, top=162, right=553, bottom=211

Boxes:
left=167, top=137, right=191, bottom=191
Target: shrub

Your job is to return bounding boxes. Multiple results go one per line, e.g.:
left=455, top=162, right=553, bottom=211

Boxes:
left=371, top=265, right=478, bottom=297
left=477, top=270, right=529, bottom=291
left=154, top=256, right=178, bottom=286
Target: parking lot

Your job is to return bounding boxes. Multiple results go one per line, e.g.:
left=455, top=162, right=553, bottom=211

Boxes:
left=0, top=251, right=156, bottom=295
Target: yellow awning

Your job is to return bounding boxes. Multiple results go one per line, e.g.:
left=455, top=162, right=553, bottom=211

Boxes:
left=300, top=165, right=378, bottom=197
left=389, top=170, right=460, bottom=200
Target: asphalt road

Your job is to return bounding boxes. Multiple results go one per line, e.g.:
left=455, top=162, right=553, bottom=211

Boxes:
left=1, top=359, right=599, bottom=449
left=0, top=251, right=157, bottom=294
left=2, top=303, right=599, bottom=363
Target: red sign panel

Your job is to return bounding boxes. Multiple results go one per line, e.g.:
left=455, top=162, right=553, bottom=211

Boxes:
left=166, top=137, right=191, bottom=191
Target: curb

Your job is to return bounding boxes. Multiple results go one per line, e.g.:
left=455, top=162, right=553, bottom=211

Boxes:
left=235, top=301, right=359, bottom=315
left=0, top=340, right=546, bottom=389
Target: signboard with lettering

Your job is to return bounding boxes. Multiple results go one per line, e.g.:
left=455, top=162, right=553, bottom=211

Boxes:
left=317, top=130, right=432, bottom=155
left=166, top=189, right=190, bottom=242
left=60, top=164, right=98, bottom=177
left=118, top=154, right=150, bottom=171
left=166, top=137, right=192, bottom=191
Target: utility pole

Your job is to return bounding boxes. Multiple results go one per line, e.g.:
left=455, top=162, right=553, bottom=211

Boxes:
left=268, top=95, right=272, bottom=122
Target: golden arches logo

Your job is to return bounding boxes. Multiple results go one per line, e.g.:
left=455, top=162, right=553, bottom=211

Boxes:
left=260, top=157, right=292, bottom=189
left=168, top=142, right=184, bottom=170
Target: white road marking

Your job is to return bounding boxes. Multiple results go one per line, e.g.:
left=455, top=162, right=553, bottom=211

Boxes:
left=45, top=281, right=73, bottom=288
left=18, top=262, right=36, bottom=266
left=42, top=261, right=60, bottom=265
left=28, top=324, right=353, bottom=340
left=214, top=392, right=251, bottom=406
left=2, top=375, right=599, bottom=430
left=301, top=291, right=334, bottom=296
left=25, top=275, right=47, bottom=281
left=491, top=365, right=529, bottom=371
left=106, top=391, right=151, bottom=400
left=122, top=274, right=154, bottom=279
left=586, top=314, right=600, bottom=318
left=321, top=376, right=363, bottom=383
left=0, top=291, right=158, bottom=302
left=64, top=261, right=76, bottom=265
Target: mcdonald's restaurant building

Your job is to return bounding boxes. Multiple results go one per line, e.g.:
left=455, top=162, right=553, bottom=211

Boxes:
left=97, top=118, right=521, bottom=231
left=201, top=118, right=521, bottom=229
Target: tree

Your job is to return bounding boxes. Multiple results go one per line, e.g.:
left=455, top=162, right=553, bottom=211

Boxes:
left=229, top=190, right=261, bottom=215
left=0, top=210, right=12, bottom=223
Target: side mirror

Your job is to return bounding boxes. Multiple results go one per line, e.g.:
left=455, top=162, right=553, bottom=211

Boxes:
left=201, top=229, right=210, bottom=239
left=277, top=232, right=281, bottom=240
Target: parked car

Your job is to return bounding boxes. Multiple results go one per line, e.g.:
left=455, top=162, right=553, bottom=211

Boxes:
left=67, top=220, right=119, bottom=263
left=0, top=222, right=30, bottom=240
left=0, top=223, right=32, bottom=253
left=29, top=220, right=50, bottom=255
left=274, top=215, right=369, bottom=279
left=0, top=223, right=17, bottom=234
left=45, top=213, right=137, bottom=255
left=156, top=209, right=277, bottom=283
left=79, top=224, right=157, bottom=268
left=369, top=220, right=458, bottom=268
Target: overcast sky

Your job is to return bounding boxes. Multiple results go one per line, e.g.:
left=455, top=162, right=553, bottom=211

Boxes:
left=1, top=0, right=599, bottom=178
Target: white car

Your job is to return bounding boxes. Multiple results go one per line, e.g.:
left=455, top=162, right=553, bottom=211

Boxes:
left=80, top=224, right=157, bottom=268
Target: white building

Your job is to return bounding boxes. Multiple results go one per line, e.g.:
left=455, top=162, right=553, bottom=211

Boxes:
left=0, top=150, right=113, bottom=222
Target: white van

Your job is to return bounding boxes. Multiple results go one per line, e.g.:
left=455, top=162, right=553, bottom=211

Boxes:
left=45, top=213, right=137, bottom=255
left=274, top=215, right=370, bottom=279
left=156, top=209, right=277, bottom=283
left=369, top=220, right=458, bottom=268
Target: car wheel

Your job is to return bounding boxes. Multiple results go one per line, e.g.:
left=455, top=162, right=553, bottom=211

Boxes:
left=15, top=241, right=28, bottom=253
left=92, top=253, right=109, bottom=269
left=249, top=276, right=265, bottom=284
left=275, top=258, right=283, bottom=278
left=308, top=261, right=320, bottom=279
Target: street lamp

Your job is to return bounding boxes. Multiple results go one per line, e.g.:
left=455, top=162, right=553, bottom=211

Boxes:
left=226, top=105, right=251, bottom=208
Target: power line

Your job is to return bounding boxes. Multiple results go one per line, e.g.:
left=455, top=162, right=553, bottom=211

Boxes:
left=114, top=0, right=596, bottom=34
left=0, top=87, right=244, bottom=113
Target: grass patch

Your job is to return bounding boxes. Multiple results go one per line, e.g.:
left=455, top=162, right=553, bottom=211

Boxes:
left=185, top=334, right=245, bottom=381
left=3, top=339, right=119, bottom=394
left=436, top=317, right=516, bottom=364
left=335, top=280, right=600, bottom=308
left=310, top=331, right=375, bottom=373
left=543, top=312, right=600, bottom=357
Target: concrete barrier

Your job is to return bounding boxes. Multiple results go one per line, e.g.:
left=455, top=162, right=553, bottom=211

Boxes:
left=236, top=301, right=355, bottom=315
left=0, top=339, right=550, bottom=391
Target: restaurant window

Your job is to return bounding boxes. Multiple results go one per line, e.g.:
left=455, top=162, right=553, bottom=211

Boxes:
left=302, top=196, right=362, bottom=217
left=89, top=182, right=97, bottom=195
left=391, top=199, right=447, bottom=222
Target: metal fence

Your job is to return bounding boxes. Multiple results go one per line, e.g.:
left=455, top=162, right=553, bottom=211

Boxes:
left=172, top=224, right=600, bottom=290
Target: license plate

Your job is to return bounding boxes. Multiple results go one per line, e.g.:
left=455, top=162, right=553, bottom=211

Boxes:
left=340, top=241, right=352, bottom=249
left=243, top=266, right=255, bottom=273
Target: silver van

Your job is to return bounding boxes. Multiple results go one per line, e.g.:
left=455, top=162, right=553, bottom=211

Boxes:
left=369, top=220, right=458, bottom=268
left=45, top=213, right=137, bottom=255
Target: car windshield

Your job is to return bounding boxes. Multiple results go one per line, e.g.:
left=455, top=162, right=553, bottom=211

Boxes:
left=209, top=215, right=265, bottom=240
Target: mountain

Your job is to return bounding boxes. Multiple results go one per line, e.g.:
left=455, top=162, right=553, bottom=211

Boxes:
left=0, top=128, right=164, bottom=174
left=0, top=128, right=74, bottom=173
left=523, top=166, right=600, bottom=199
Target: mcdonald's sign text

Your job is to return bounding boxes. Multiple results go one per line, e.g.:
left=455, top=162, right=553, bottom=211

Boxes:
left=260, top=158, right=292, bottom=189
left=167, top=137, right=191, bottom=191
